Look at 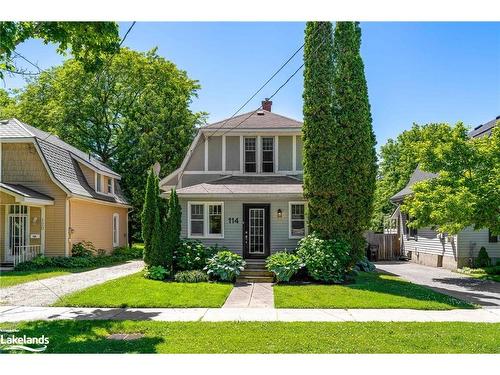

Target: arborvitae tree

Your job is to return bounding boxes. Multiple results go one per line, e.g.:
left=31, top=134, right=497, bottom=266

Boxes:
left=148, top=202, right=164, bottom=267
left=165, top=189, right=181, bottom=272
left=302, top=21, right=376, bottom=259
left=141, top=169, right=157, bottom=265
left=331, top=22, right=377, bottom=256
left=302, top=22, right=336, bottom=236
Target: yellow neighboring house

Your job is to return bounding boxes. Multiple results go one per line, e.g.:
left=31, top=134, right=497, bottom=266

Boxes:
left=0, top=118, right=130, bottom=266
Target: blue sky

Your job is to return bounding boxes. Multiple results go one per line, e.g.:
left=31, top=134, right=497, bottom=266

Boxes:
left=4, top=22, right=499, bottom=149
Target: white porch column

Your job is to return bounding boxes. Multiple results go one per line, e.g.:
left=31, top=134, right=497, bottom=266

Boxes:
left=41, top=206, right=46, bottom=254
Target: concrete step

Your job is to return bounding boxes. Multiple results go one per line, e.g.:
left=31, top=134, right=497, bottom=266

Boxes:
left=239, top=269, right=274, bottom=277
left=244, top=262, right=267, bottom=270
left=236, top=275, right=275, bottom=283
left=0, top=266, right=14, bottom=272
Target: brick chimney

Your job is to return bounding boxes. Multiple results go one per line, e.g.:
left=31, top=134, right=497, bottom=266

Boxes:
left=262, top=98, right=272, bottom=112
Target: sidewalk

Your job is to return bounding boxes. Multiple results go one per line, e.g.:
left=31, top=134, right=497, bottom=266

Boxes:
left=1, top=305, right=500, bottom=323
left=0, top=261, right=144, bottom=306
left=223, top=282, right=274, bottom=308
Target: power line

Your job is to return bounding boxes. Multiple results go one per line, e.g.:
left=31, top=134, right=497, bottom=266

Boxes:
left=212, top=22, right=331, bottom=139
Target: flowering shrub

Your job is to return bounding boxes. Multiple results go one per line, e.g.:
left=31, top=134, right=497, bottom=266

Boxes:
left=174, top=240, right=210, bottom=271
left=204, top=251, right=245, bottom=282
left=266, top=251, right=304, bottom=282
left=297, top=233, right=352, bottom=283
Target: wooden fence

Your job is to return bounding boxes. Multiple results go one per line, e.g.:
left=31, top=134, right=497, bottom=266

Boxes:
left=364, top=232, right=401, bottom=261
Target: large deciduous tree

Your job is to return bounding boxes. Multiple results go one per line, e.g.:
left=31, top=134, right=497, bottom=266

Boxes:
left=5, top=48, right=203, bottom=237
left=402, top=123, right=500, bottom=235
left=371, top=123, right=453, bottom=231
left=303, top=21, right=377, bottom=258
left=0, top=22, right=120, bottom=78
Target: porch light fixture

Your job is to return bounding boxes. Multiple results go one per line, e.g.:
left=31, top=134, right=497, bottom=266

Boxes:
left=277, top=209, right=282, bottom=219
left=32, top=216, right=38, bottom=224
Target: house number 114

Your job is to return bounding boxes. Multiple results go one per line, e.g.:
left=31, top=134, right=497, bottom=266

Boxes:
left=228, top=217, right=239, bottom=224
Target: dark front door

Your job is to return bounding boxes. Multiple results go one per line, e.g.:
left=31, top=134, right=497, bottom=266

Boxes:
left=243, top=204, right=270, bottom=259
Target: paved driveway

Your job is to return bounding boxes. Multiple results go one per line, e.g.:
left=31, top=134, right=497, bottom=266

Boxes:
left=375, top=261, right=500, bottom=307
left=0, top=260, right=144, bottom=307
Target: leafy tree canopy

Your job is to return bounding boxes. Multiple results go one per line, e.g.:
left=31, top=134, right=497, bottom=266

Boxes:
left=371, top=123, right=454, bottom=231
left=3, top=47, right=204, bottom=237
left=0, top=22, right=120, bottom=78
left=401, top=122, right=500, bottom=235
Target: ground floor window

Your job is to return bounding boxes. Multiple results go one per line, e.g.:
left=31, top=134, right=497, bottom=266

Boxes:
left=188, top=202, right=224, bottom=238
left=488, top=229, right=498, bottom=243
left=289, top=202, right=306, bottom=239
left=112, top=213, right=119, bottom=247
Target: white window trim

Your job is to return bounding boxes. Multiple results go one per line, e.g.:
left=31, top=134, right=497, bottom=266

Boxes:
left=107, top=178, right=115, bottom=195
left=112, top=213, right=120, bottom=247
left=288, top=201, right=307, bottom=239
left=243, top=137, right=257, bottom=174
left=261, top=136, right=275, bottom=174
left=187, top=201, right=224, bottom=239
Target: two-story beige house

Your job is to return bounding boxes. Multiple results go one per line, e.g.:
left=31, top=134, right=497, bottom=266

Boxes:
left=160, top=100, right=306, bottom=259
left=0, top=119, right=130, bottom=266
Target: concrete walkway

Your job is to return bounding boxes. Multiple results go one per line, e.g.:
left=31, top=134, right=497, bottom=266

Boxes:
left=375, top=262, right=500, bottom=307
left=0, top=261, right=144, bottom=306
left=1, top=305, right=500, bottom=322
left=223, top=282, right=274, bottom=308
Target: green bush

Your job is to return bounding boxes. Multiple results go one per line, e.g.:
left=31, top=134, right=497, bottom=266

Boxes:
left=174, top=240, right=211, bottom=271
left=71, top=241, right=97, bottom=257
left=266, top=251, right=304, bottom=283
left=354, top=257, right=376, bottom=273
left=144, top=265, right=168, bottom=280
left=14, top=247, right=141, bottom=271
left=174, top=270, right=209, bottom=283
left=297, top=233, right=352, bottom=283
left=475, top=247, right=491, bottom=268
left=112, top=246, right=143, bottom=259
left=204, top=251, right=245, bottom=282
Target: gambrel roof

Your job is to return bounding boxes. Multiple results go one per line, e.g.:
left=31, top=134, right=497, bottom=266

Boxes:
left=0, top=118, right=128, bottom=205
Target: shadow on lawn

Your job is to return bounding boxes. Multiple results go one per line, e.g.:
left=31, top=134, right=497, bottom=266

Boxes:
left=349, top=273, right=474, bottom=307
left=3, top=320, right=162, bottom=353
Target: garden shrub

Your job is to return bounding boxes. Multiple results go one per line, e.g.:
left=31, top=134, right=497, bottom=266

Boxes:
left=204, top=251, right=245, bottom=282
left=475, top=247, right=491, bottom=268
left=144, top=265, right=168, bottom=280
left=71, top=241, right=97, bottom=257
left=296, top=233, right=352, bottom=283
left=112, top=246, right=143, bottom=259
left=174, top=240, right=211, bottom=271
left=174, top=270, right=209, bottom=283
left=354, top=256, right=376, bottom=273
left=265, top=251, right=304, bottom=283
left=14, top=246, right=141, bottom=271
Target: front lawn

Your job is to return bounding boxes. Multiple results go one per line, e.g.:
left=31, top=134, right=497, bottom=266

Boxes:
left=53, top=272, right=233, bottom=308
left=457, top=266, right=500, bottom=282
left=1, top=320, right=498, bottom=353
left=274, top=272, right=474, bottom=309
left=0, top=268, right=86, bottom=288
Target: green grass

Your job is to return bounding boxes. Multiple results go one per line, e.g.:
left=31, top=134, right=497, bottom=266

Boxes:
left=0, top=268, right=87, bottom=288
left=274, top=272, right=474, bottom=309
left=53, top=272, right=233, bottom=308
left=457, top=266, right=500, bottom=282
left=1, top=320, right=498, bottom=353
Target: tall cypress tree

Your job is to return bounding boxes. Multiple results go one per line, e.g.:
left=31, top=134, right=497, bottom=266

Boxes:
left=141, top=169, right=164, bottom=266
left=164, top=189, right=181, bottom=273
left=331, top=22, right=377, bottom=256
left=303, top=21, right=376, bottom=258
left=302, top=21, right=336, bottom=237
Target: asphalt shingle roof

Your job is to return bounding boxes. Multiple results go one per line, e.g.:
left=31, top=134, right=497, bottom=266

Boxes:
left=176, top=175, right=303, bottom=196
left=0, top=119, right=127, bottom=205
left=469, top=116, right=499, bottom=138
left=390, top=167, right=438, bottom=202
left=203, top=110, right=302, bottom=130
left=0, top=183, right=54, bottom=201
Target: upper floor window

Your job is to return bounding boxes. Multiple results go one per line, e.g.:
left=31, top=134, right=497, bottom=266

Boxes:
left=107, top=178, right=114, bottom=194
left=96, top=173, right=102, bottom=192
left=244, top=137, right=257, bottom=173
left=262, top=137, right=274, bottom=173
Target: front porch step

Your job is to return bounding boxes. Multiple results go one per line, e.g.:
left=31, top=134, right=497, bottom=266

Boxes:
left=239, top=269, right=274, bottom=277
left=236, top=275, right=275, bottom=283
